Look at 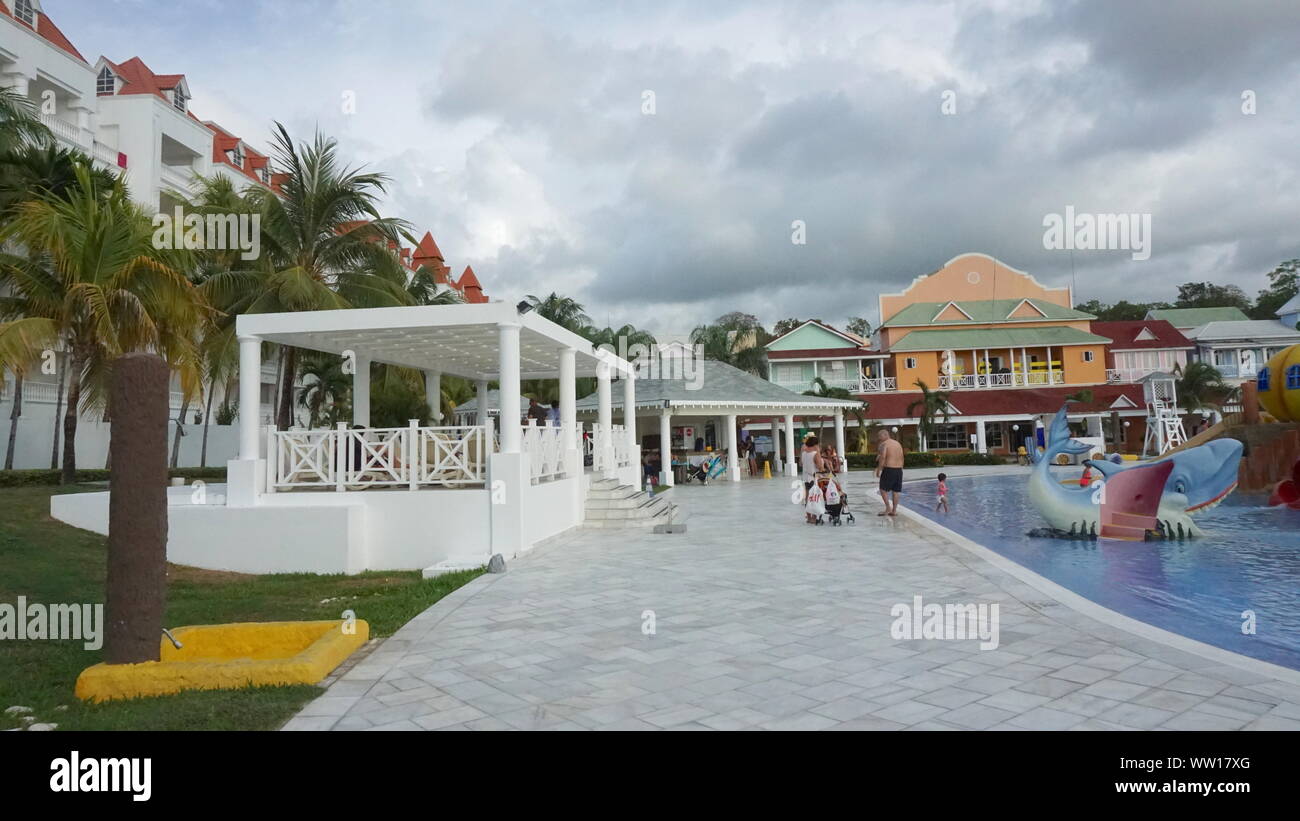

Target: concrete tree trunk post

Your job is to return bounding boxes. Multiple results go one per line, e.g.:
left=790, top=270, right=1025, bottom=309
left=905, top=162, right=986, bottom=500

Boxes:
left=104, top=353, right=170, bottom=665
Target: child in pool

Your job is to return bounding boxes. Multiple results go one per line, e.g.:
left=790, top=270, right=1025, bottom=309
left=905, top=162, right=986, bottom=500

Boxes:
left=935, top=472, right=949, bottom=513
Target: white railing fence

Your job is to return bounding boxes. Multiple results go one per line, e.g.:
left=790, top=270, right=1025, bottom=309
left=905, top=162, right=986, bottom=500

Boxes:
left=611, top=424, right=632, bottom=467
left=267, top=422, right=492, bottom=491
left=522, top=420, right=564, bottom=482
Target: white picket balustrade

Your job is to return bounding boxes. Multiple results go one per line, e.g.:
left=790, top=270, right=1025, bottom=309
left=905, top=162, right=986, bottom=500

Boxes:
left=522, top=420, right=564, bottom=482
left=267, top=423, right=491, bottom=490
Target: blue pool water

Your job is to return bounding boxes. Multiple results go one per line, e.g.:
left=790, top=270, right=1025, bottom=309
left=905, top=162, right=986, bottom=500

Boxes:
left=910, top=472, right=1300, bottom=670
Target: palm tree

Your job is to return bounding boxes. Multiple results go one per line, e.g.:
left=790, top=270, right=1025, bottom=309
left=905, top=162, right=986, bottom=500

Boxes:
left=689, top=313, right=772, bottom=376
left=0, top=87, right=52, bottom=154
left=203, top=123, right=414, bottom=429
left=1176, top=361, right=1230, bottom=418
left=296, top=352, right=351, bottom=427
left=802, top=376, right=867, bottom=441
left=0, top=163, right=204, bottom=482
left=526, top=292, right=591, bottom=332
left=906, top=380, right=953, bottom=452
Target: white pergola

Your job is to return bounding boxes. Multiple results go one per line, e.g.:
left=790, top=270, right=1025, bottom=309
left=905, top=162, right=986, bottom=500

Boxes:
left=230, top=302, right=638, bottom=503
left=574, top=358, right=864, bottom=484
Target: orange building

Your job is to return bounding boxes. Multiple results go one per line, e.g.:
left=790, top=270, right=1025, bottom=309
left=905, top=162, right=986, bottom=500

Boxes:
left=765, top=253, right=1155, bottom=455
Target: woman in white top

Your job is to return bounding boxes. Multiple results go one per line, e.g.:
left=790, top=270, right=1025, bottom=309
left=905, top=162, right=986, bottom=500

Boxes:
left=801, top=435, right=825, bottom=523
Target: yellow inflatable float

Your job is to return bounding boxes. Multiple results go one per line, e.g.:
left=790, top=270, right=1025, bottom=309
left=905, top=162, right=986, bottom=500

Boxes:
left=1258, top=343, right=1300, bottom=422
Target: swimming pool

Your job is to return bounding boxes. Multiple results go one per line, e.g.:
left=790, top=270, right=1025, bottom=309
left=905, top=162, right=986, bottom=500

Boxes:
left=910, top=471, right=1300, bottom=671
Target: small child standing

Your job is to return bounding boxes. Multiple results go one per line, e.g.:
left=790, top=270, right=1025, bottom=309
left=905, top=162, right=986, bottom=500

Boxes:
left=935, top=472, right=949, bottom=513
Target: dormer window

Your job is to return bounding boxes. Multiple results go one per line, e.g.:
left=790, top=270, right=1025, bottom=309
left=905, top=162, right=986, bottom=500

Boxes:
left=14, top=0, right=36, bottom=26
left=228, top=144, right=244, bottom=168
left=258, top=166, right=271, bottom=184
left=96, top=66, right=115, bottom=95
left=172, top=88, right=187, bottom=112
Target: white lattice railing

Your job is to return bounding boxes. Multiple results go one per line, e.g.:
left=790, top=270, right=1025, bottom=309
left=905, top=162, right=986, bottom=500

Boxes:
left=612, top=424, right=632, bottom=467
left=587, top=422, right=633, bottom=472
left=937, top=370, right=1065, bottom=389
left=267, top=421, right=492, bottom=491
left=522, top=420, right=565, bottom=482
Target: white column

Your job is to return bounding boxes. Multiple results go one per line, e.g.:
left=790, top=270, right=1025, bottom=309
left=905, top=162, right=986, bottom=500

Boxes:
left=1046, top=346, right=1054, bottom=385
left=834, top=410, right=846, bottom=463
left=983, top=349, right=991, bottom=386
left=597, top=364, right=612, bottom=432
left=660, top=410, right=673, bottom=486
left=784, top=413, right=797, bottom=477
left=498, top=323, right=522, bottom=453
left=770, top=418, right=781, bottom=474
left=1021, top=347, right=1029, bottom=385
left=726, top=413, right=740, bottom=481
left=352, top=351, right=371, bottom=426
left=238, top=335, right=261, bottom=459
left=597, top=360, right=613, bottom=474
left=475, top=379, right=489, bottom=426
left=424, top=369, right=441, bottom=423
left=559, top=347, right=577, bottom=448
left=976, top=419, right=987, bottom=454
left=623, top=372, right=636, bottom=448
left=3, top=74, right=29, bottom=98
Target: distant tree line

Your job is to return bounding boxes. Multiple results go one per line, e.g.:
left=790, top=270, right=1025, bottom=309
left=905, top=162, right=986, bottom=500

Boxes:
left=1075, top=260, right=1298, bottom=324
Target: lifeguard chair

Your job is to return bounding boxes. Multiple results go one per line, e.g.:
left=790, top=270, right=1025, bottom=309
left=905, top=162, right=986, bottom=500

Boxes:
left=1140, top=372, right=1186, bottom=456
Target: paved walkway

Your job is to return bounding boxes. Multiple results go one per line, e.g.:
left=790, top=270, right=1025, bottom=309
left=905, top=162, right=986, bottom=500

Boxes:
left=286, top=471, right=1300, bottom=731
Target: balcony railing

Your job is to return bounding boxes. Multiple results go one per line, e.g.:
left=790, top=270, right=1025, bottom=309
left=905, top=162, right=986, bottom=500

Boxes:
left=40, top=112, right=86, bottom=148
left=522, top=419, right=565, bottom=483
left=1106, top=367, right=1161, bottom=384
left=773, top=376, right=896, bottom=394
left=267, top=422, right=492, bottom=491
left=159, top=164, right=196, bottom=194
left=939, top=371, right=1063, bottom=389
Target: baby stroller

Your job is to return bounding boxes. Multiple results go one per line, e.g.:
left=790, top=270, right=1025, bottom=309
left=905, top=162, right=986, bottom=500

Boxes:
left=685, top=453, right=718, bottom=484
left=822, top=476, right=856, bottom=526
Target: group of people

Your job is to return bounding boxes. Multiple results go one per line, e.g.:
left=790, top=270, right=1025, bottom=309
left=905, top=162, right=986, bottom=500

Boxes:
left=799, top=434, right=848, bottom=523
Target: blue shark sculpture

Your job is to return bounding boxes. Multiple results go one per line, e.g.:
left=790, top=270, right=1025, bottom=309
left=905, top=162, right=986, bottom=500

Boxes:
left=1027, top=406, right=1242, bottom=540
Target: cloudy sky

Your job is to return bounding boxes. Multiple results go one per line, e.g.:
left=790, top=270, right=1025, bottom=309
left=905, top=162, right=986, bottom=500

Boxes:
left=57, top=0, right=1300, bottom=335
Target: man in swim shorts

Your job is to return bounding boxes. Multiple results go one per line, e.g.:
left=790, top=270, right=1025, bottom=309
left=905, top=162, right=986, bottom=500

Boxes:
left=875, top=429, right=904, bottom=516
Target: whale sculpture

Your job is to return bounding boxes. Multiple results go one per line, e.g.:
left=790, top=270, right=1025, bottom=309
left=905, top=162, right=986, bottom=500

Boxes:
left=1027, top=406, right=1242, bottom=540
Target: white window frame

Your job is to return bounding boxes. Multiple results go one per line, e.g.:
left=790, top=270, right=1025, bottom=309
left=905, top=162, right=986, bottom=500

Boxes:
left=14, top=0, right=36, bottom=26
left=1083, top=350, right=1095, bottom=363
left=172, top=88, right=187, bottom=112
left=229, top=145, right=244, bottom=168
left=904, top=357, right=917, bottom=369
left=96, top=67, right=115, bottom=95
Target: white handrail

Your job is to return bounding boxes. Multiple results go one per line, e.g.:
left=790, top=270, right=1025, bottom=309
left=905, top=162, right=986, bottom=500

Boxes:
left=268, top=423, right=492, bottom=490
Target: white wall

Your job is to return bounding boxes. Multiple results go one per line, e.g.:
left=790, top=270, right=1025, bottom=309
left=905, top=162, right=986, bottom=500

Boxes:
left=0, top=398, right=240, bottom=470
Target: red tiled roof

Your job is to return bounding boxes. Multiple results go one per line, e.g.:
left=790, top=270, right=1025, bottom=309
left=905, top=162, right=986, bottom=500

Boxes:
left=412, top=232, right=445, bottom=264
left=99, top=57, right=184, bottom=101
left=1089, top=320, right=1192, bottom=351
left=861, top=384, right=1145, bottom=421
left=457, top=265, right=487, bottom=303
left=1, top=3, right=87, bottom=63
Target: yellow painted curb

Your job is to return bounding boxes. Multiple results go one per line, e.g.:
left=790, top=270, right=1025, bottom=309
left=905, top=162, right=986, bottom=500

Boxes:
left=75, top=619, right=369, bottom=703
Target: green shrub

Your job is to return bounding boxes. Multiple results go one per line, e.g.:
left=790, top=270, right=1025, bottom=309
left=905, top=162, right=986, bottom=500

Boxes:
left=0, top=467, right=228, bottom=487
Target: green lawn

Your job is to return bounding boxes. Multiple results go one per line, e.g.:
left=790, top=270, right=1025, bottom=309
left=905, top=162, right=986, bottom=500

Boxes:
left=0, top=485, right=484, bottom=731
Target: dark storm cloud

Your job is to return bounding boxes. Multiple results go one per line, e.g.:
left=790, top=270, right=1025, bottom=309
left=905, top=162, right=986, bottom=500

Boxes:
left=393, top=0, right=1300, bottom=329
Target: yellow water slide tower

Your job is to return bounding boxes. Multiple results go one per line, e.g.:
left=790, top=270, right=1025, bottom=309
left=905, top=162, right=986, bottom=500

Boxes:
left=1258, top=344, right=1300, bottom=422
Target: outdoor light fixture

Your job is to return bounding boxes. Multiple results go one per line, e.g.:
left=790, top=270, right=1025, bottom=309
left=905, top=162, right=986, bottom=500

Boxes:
left=516, top=300, right=533, bottom=315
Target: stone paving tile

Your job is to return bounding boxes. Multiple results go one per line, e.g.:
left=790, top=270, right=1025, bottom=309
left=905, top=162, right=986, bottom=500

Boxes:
left=288, top=473, right=1300, bottom=731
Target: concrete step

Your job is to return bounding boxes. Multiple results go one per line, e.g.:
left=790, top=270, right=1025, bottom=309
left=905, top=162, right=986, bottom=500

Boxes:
left=584, top=502, right=680, bottom=529
left=587, top=487, right=673, bottom=509
left=585, top=496, right=670, bottom=520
